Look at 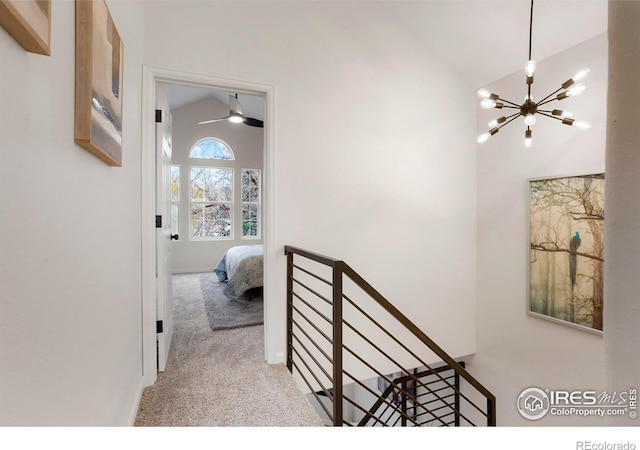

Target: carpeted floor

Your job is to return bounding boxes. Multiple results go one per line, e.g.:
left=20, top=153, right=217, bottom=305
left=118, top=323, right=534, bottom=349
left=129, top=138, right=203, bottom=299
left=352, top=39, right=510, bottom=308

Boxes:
left=134, top=272, right=323, bottom=427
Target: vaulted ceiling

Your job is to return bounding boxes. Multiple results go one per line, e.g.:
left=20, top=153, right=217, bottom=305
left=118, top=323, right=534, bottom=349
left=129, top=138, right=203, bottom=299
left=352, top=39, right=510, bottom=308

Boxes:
left=163, top=1, right=608, bottom=121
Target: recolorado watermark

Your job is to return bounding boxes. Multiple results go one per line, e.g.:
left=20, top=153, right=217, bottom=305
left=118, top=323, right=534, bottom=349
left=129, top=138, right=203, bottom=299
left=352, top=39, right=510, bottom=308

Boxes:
left=576, top=442, right=636, bottom=450
left=517, top=387, right=637, bottom=421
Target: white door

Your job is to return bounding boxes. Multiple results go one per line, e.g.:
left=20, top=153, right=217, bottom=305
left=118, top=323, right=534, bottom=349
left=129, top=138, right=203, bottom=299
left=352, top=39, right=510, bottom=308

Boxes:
left=156, top=85, right=174, bottom=372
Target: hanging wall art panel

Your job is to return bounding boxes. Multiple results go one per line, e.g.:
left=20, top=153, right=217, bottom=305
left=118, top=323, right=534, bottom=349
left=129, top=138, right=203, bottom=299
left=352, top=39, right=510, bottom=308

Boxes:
left=528, top=173, right=605, bottom=335
left=74, top=0, right=124, bottom=166
left=0, top=0, right=51, bottom=55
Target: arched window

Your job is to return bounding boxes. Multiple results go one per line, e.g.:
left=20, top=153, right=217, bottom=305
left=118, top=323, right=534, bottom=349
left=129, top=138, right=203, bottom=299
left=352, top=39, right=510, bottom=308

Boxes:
left=189, top=138, right=235, bottom=160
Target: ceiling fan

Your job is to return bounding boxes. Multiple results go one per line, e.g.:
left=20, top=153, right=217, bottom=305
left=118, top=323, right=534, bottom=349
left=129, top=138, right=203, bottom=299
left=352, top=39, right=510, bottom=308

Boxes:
left=198, top=94, right=264, bottom=128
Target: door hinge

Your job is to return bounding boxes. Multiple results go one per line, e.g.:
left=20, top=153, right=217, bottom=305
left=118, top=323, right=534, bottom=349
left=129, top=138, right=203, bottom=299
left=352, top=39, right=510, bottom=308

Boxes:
left=155, top=109, right=162, bottom=123
left=156, top=215, right=162, bottom=228
left=156, top=320, right=163, bottom=333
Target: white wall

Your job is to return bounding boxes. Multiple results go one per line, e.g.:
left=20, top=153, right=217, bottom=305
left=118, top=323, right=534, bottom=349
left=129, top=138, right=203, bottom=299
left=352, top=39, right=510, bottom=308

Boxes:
left=169, top=95, right=264, bottom=273
left=144, top=1, right=479, bottom=365
left=471, top=33, right=608, bottom=426
left=604, top=1, right=640, bottom=426
left=0, top=1, right=145, bottom=425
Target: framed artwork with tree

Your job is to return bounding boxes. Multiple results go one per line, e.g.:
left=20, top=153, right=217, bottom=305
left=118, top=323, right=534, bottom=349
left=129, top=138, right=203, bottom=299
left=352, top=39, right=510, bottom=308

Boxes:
left=528, top=173, right=604, bottom=335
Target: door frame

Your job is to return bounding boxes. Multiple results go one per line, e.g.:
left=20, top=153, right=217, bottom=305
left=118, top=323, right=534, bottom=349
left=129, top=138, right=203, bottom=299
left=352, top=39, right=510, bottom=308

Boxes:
left=141, top=66, right=276, bottom=386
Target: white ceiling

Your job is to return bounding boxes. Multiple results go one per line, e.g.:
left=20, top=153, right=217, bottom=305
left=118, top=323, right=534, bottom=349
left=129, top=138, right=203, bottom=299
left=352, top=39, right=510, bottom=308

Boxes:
left=394, top=0, right=608, bottom=88
left=162, top=0, right=608, bottom=118
left=163, top=84, right=265, bottom=122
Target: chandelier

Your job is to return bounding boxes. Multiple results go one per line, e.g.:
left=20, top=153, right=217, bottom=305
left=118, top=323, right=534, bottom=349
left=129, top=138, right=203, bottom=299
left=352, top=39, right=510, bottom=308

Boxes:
left=476, top=0, right=591, bottom=147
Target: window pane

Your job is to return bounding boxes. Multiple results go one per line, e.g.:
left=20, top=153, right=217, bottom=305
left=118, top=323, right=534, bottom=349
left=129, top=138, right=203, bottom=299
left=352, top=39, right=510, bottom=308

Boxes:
left=171, top=165, right=180, bottom=202
left=189, top=138, right=234, bottom=160
left=242, top=204, right=258, bottom=237
left=191, top=204, right=231, bottom=238
left=243, top=221, right=258, bottom=237
left=243, top=204, right=258, bottom=221
left=171, top=204, right=179, bottom=235
left=241, top=169, right=260, bottom=202
left=191, top=167, right=232, bottom=202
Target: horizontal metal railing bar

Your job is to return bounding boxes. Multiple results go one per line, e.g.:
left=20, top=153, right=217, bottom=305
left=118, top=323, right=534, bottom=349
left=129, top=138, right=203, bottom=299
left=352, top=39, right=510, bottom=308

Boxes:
left=290, top=342, right=333, bottom=391
left=341, top=263, right=496, bottom=404
left=292, top=277, right=333, bottom=307
left=413, top=396, right=478, bottom=427
left=341, top=391, right=414, bottom=427
left=418, top=400, right=460, bottom=416
left=292, top=263, right=332, bottom=286
left=387, top=387, right=473, bottom=427
left=418, top=392, right=456, bottom=406
left=341, top=322, right=459, bottom=420
left=291, top=303, right=333, bottom=344
left=290, top=357, right=334, bottom=423
left=291, top=317, right=333, bottom=366
left=420, top=412, right=455, bottom=426
left=420, top=410, right=474, bottom=428
left=341, top=370, right=423, bottom=427
left=291, top=292, right=333, bottom=325
left=348, top=317, right=487, bottom=421
left=417, top=373, right=456, bottom=383
left=290, top=345, right=335, bottom=408
left=291, top=328, right=333, bottom=382
left=414, top=410, right=451, bottom=426
left=341, top=362, right=448, bottom=427
left=342, top=338, right=452, bottom=415
left=342, top=376, right=423, bottom=428
left=342, top=295, right=466, bottom=401
left=285, top=245, right=341, bottom=267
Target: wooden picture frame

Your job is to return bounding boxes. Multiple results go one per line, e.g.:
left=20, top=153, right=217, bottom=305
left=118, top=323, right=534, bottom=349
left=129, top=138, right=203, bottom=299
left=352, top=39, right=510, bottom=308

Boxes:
left=528, top=173, right=605, bottom=335
left=0, top=0, right=51, bottom=55
left=74, top=0, right=124, bottom=166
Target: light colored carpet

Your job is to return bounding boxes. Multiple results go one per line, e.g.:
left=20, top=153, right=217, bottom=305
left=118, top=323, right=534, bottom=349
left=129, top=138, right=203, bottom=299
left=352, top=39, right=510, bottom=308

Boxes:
left=134, top=273, right=323, bottom=427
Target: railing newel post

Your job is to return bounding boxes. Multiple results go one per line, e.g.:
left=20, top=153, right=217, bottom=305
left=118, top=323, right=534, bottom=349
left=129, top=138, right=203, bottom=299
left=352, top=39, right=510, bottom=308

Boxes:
left=487, top=397, right=496, bottom=426
left=332, top=261, right=344, bottom=426
left=454, top=369, right=461, bottom=426
left=286, top=249, right=293, bottom=373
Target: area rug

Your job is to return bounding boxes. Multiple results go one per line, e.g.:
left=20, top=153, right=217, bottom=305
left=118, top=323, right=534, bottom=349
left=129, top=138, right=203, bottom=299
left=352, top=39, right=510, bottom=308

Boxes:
left=199, top=272, right=264, bottom=331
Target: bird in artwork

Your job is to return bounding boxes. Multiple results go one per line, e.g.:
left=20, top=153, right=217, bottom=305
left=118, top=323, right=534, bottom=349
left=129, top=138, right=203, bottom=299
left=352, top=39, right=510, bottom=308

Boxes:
left=569, top=232, right=581, bottom=287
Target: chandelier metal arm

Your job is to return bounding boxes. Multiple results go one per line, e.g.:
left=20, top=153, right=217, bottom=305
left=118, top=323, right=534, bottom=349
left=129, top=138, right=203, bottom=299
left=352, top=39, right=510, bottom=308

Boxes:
left=536, top=87, right=564, bottom=105
left=495, top=113, right=522, bottom=131
left=476, top=0, right=590, bottom=146
left=537, top=111, right=562, bottom=121
left=496, top=97, right=522, bottom=108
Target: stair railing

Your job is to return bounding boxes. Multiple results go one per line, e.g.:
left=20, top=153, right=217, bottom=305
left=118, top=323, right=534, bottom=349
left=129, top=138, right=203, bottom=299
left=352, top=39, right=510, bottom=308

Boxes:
left=285, top=245, right=496, bottom=426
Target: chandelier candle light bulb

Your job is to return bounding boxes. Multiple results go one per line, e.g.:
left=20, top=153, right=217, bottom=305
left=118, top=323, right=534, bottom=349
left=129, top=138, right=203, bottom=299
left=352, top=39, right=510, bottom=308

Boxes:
left=477, top=88, right=499, bottom=100
left=524, top=113, right=537, bottom=126
left=476, top=0, right=591, bottom=146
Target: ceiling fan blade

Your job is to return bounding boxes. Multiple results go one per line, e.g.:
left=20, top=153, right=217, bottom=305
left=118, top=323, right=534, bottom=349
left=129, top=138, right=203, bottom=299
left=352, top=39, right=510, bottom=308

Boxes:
left=243, top=117, right=264, bottom=128
left=198, top=116, right=229, bottom=125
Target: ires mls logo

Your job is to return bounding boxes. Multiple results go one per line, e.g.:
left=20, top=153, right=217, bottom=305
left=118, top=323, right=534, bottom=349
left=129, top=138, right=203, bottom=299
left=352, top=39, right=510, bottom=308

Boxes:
left=517, top=387, right=550, bottom=420
left=517, top=387, right=638, bottom=420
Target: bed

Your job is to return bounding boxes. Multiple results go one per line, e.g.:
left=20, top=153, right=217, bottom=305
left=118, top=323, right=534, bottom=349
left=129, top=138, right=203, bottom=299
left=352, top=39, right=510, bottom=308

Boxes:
left=213, top=245, right=264, bottom=300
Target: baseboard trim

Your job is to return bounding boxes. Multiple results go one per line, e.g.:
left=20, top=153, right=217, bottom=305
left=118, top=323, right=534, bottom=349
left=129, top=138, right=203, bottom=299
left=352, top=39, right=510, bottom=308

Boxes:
left=127, top=378, right=145, bottom=426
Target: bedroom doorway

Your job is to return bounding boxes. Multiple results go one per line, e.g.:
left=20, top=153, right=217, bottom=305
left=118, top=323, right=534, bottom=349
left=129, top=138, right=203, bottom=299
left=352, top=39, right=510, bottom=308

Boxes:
left=140, top=66, right=275, bottom=387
